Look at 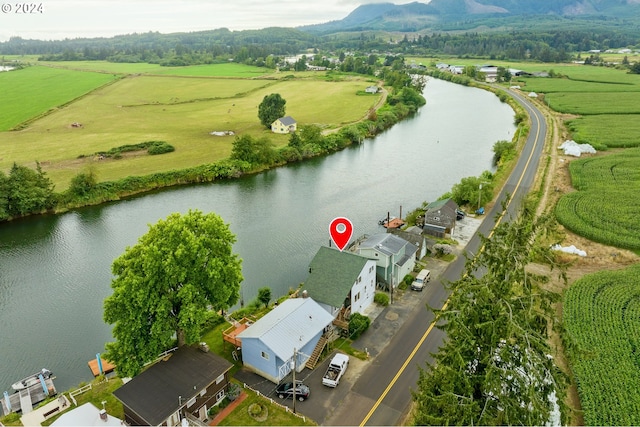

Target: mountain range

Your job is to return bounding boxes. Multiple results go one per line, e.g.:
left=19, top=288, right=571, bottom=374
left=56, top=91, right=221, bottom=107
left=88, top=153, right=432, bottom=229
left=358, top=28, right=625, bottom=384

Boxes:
left=299, top=0, right=640, bottom=34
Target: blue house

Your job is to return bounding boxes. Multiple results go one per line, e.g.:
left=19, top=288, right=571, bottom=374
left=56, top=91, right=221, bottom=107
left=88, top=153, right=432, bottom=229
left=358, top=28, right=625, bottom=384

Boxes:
left=237, top=297, right=334, bottom=383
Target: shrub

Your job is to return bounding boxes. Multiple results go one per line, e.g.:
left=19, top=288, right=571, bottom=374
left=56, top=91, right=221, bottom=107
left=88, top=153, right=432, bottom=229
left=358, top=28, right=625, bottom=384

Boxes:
left=433, top=243, right=453, bottom=257
left=374, top=292, right=389, bottom=306
left=348, top=312, right=371, bottom=339
left=147, top=142, right=175, bottom=155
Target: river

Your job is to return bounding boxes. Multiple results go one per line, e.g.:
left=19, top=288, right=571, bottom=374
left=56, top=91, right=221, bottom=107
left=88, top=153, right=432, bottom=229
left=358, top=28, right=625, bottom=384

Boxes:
left=0, top=78, right=515, bottom=393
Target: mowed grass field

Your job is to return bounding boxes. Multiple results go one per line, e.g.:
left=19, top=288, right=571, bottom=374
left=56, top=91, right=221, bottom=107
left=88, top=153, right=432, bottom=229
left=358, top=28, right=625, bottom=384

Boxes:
left=0, top=63, right=381, bottom=189
left=0, top=65, right=119, bottom=131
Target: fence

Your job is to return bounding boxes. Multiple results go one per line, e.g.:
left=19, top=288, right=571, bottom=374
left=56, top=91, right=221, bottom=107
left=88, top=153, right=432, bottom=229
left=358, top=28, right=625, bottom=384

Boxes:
left=242, top=383, right=306, bottom=422
left=68, top=383, right=92, bottom=406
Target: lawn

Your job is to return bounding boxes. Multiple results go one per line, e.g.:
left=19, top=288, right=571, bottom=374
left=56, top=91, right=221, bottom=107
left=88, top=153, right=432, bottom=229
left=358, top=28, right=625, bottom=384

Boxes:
left=0, top=65, right=118, bottom=131
left=0, top=72, right=380, bottom=190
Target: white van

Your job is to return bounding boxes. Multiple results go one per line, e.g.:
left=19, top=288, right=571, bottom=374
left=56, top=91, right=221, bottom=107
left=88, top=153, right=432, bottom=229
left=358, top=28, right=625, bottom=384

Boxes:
left=411, top=269, right=431, bottom=291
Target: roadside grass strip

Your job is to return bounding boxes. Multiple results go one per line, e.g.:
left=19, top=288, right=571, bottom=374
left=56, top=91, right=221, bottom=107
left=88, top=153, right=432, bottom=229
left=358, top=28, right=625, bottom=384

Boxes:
left=555, top=147, right=640, bottom=250
left=563, top=264, right=640, bottom=426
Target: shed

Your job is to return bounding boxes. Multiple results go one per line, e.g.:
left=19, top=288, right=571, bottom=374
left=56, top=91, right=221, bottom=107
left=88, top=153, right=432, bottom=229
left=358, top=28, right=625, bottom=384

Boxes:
left=237, top=298, right=334, bottom=383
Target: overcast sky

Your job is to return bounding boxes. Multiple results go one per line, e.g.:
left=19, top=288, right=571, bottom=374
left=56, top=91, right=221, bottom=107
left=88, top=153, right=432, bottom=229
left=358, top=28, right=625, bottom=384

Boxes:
left=0, top=0, right=428, bottom=42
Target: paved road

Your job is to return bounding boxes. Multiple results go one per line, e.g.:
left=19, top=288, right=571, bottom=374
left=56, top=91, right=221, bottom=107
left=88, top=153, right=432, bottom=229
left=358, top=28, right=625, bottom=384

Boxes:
left=321, top=88, right=549, bottom=426
left=233, top=88, right=548, bottom=426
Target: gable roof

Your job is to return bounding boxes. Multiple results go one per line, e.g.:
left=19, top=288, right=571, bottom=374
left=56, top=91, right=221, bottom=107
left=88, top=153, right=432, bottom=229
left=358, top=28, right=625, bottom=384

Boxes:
left=358, top=233, right=416, bottom=258
left=304, top=246, right=372, bottom=308
left=237, top=297, right=333, bottom=361
left=277, top=116, right=296, bottom=126
left=51, top=403, right=122, bottom=426
left=113, top=346, right=232, bottom=426
left=426, top=198, right=458, bottom=213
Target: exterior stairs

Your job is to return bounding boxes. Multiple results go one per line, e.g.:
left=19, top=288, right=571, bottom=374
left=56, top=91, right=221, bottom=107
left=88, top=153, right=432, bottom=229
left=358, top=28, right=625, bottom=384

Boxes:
left=305, top=335, right=328, bottom=370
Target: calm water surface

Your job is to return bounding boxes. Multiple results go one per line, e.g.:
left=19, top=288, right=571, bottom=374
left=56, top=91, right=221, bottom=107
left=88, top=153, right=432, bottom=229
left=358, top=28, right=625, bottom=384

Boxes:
left=0, top=78, right=515, bottom=392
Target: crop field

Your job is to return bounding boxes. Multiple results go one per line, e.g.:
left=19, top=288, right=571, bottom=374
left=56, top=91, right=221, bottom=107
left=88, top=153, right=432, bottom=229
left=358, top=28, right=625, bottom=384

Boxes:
left=555, top=147, right=640, bottom=250
left=563, top=264, right=640, bottom=425
left=0, top=69, right=380, bottom=189
left=0, top=65, right=118, bottom=131
left=545, top=92, right=640, bottom=115
left=515, top=76, right=638, bottom=93
left=37, top=60, right=275, bottom=78
left=565, top=114, right=640, bottom=149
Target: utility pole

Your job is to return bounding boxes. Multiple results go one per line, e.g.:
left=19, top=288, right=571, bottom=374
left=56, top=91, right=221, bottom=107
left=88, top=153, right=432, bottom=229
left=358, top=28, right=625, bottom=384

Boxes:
left=478, top=183, right=483, bottom=212
left=291, top=348, right=297, bottom=414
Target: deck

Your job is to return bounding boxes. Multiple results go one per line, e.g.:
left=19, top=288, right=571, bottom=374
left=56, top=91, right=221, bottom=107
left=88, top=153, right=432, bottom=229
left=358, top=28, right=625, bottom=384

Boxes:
left=88, top=357, right=116, bottom=377
left=1, top=377, right=57, bottom=416
left=223, top=317, right=255, bottom=348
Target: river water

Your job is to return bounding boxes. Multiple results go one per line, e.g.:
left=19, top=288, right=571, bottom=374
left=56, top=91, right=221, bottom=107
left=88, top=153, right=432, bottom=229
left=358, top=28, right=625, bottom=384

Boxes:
left=0, top=78, right=515, bottom=393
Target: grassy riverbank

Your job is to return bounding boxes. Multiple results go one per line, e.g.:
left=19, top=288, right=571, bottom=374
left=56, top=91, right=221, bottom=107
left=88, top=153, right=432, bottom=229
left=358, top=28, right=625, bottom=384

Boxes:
left=0, top=63, right=381, bottom=191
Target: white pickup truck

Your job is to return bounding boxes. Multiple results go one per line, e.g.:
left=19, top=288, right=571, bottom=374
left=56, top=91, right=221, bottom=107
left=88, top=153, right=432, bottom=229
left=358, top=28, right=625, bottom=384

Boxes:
left=322, top=353, right=349, bottom=387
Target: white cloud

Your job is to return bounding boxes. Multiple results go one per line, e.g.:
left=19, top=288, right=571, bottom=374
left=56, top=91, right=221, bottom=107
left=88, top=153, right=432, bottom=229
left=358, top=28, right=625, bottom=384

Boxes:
left=0, top=0, right=430, bottom=42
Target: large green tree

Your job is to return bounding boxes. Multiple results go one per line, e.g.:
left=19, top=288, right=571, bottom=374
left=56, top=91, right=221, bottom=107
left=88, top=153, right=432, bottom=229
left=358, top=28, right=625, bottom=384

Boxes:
left=103, top=209, right=243, bottom=377
left=412, top=209, right=568, bottom=425
left=258, top=93, right=286, bottom=128
left=6, top=162, right=55, bottom=217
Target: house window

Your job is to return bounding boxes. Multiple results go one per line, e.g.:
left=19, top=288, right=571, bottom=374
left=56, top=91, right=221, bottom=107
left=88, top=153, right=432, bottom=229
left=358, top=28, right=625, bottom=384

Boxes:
left=355, top=292, right=360, bottom=302
left=261, top=351, right=269, bottom=360
left=216, top=389, right=225, bottom=402
left=215, top=374, right=224, bottom=384
left=357, top=276, right=361, bottom=283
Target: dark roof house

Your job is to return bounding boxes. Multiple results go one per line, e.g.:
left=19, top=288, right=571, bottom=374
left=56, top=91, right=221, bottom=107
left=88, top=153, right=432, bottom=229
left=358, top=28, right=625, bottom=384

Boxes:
left=423, top=198, right=459, bottom=235
left=113, top=345, right=233, bottom=426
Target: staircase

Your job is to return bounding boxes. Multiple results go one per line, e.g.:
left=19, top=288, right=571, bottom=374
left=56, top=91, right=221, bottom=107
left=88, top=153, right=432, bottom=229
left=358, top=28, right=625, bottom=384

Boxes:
left=305, top=336, right=328, bottom=369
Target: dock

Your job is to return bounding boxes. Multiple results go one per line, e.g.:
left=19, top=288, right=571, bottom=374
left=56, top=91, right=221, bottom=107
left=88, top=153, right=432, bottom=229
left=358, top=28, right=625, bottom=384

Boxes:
left=88, top=357, right=116, bottom=377
left=1, top=376, right=57, bottom=416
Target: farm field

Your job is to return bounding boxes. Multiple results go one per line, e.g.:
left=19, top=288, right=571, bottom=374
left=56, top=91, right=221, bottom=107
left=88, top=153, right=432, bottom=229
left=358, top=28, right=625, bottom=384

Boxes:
left=36, top=60, right=276, bottom=78
left=0, top=65, right=118, bottom=131
left=544, top=91, right=640, bottom=115
left=555, top=147, right=640, bottom=250
left=565, top=114, right=640, bottom=149
left=562, top=264, right=640, bottom=425
left=0, top=65, right=381, bottom=189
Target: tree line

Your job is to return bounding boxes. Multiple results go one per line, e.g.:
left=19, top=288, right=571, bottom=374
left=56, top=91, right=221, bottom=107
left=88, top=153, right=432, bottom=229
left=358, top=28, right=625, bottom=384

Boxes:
left=2, top=25, right=639, bottom=66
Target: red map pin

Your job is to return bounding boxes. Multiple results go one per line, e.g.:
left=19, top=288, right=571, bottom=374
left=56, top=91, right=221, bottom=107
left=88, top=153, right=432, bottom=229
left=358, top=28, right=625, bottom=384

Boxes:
left=329, top=217, right=353, bottom=252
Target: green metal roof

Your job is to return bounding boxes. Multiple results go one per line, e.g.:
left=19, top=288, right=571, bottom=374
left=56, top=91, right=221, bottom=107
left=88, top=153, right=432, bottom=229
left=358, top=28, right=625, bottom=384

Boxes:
left=304, top=246, right=371, bottom=308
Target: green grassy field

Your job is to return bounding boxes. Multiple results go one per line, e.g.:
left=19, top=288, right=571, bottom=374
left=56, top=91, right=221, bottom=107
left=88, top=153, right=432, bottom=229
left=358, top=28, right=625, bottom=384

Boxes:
left=563, top=264, right=640, bottom=425
left=0, top=65, right=118, bottom=131
left=36, top=60, right=276, bottom=78
left=544, top=92, right=640, bottom=115
left=566, top=114, right=640, bottom=149
left=0, top=65, right=381, bottom=189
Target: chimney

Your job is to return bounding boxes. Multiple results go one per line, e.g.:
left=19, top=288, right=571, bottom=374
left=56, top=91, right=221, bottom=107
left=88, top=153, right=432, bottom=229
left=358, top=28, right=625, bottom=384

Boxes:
left=99, top=409, right=108, bottom=422
left=302, top=290, right=308, bottom=298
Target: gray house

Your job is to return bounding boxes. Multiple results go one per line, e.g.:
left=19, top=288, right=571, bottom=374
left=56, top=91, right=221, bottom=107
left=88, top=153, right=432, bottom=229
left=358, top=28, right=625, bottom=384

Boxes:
left=237, top=297, right=334, bottom=383
left=423, top=198, right=459, bottom=237
left=352, top=233, right=418, bottom=288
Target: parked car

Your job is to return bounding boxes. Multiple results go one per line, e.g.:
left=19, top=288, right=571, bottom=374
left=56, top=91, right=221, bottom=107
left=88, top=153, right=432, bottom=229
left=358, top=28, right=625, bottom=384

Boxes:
left=456, top=209, right=466, bottom=220
left=276, top=381, right=310, bottom=401
left=411, top=269, right=431, bottom=291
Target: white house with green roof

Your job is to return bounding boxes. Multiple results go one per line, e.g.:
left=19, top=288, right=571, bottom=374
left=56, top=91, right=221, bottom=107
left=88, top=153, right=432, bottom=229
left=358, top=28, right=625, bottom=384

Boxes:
left=304, top=246, right=377, bottom=317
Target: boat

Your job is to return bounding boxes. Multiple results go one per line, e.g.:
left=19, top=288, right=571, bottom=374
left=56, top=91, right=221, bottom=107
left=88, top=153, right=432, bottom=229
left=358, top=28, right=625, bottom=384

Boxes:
left=11, top=368, right=53, bottom=391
